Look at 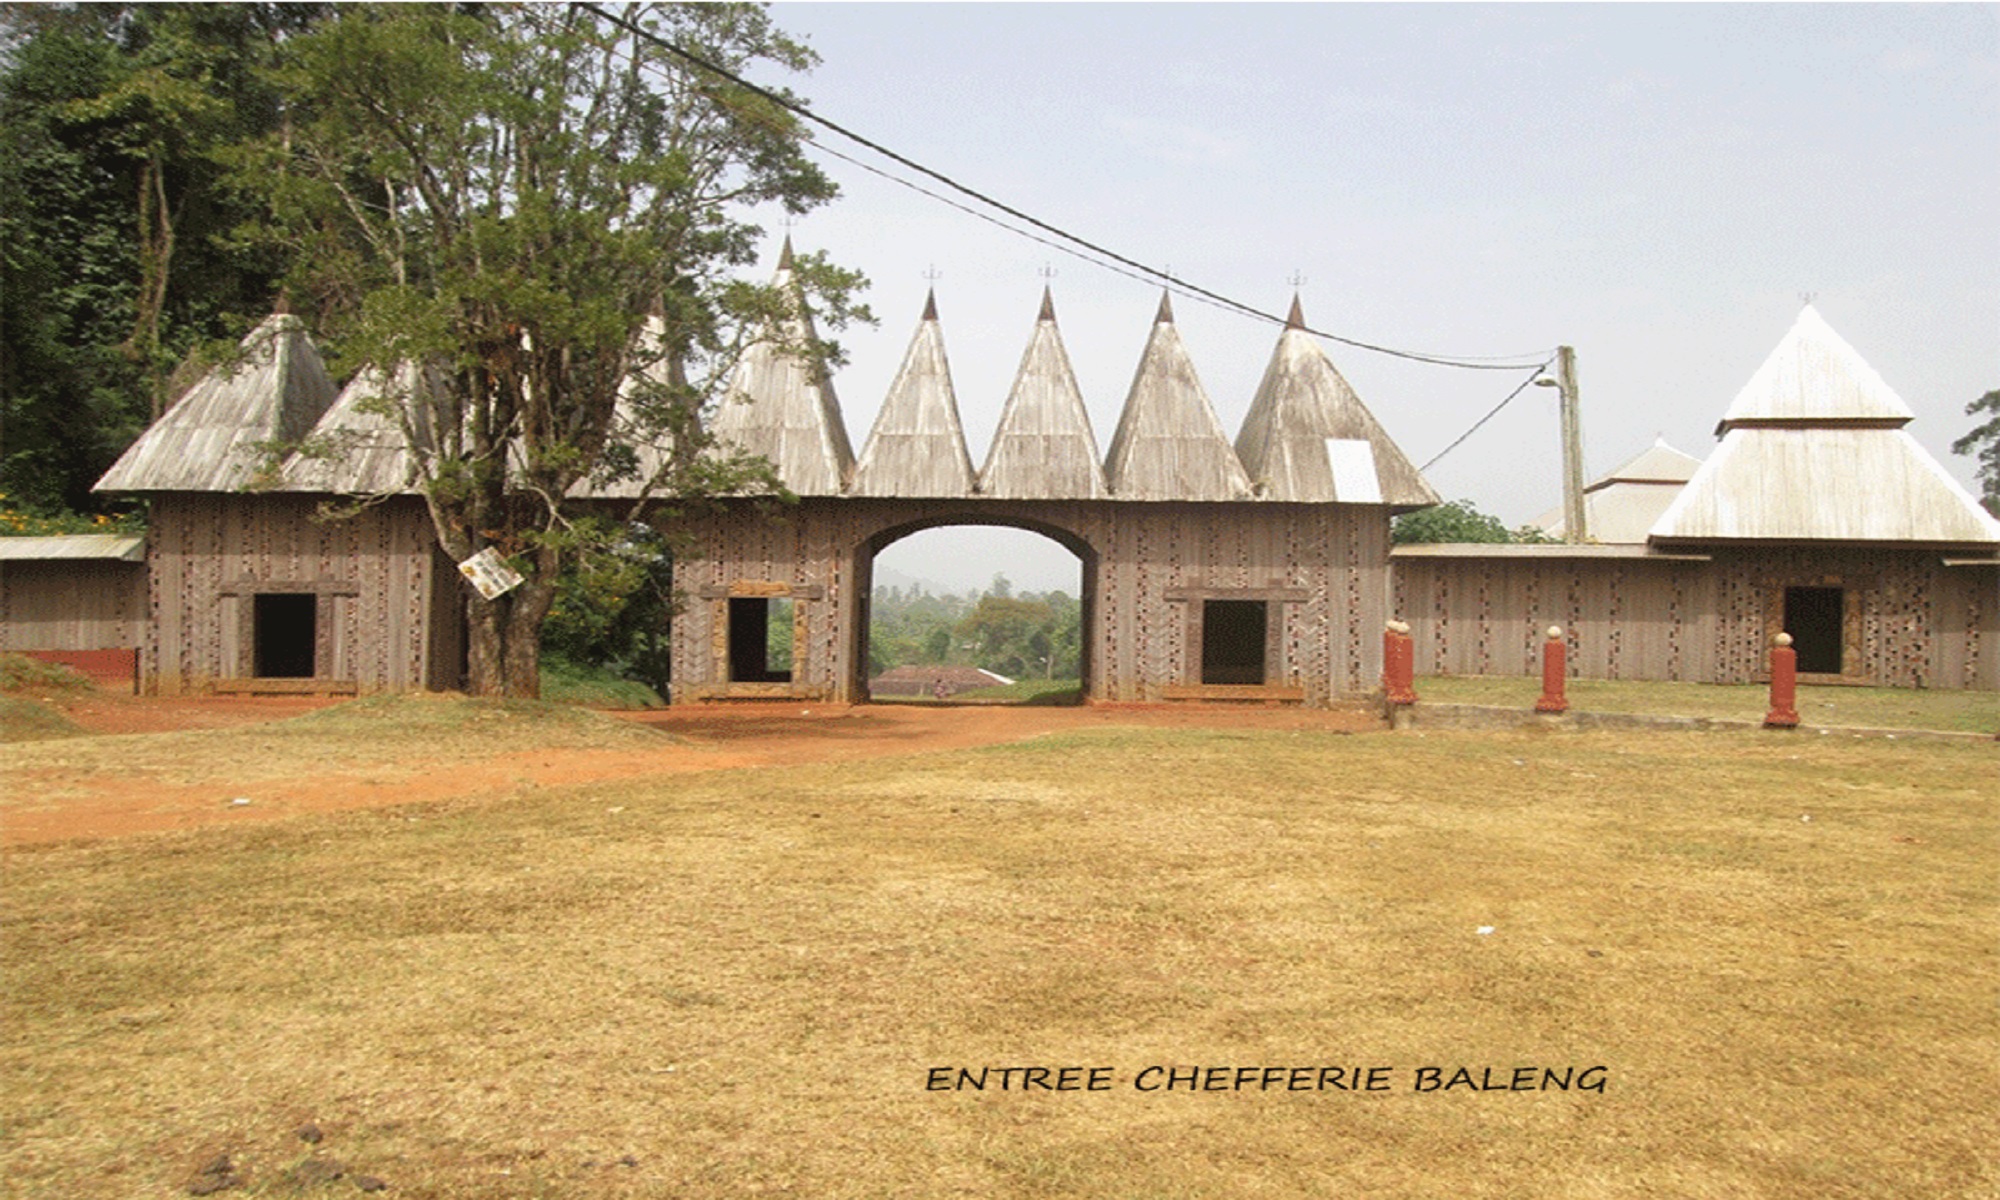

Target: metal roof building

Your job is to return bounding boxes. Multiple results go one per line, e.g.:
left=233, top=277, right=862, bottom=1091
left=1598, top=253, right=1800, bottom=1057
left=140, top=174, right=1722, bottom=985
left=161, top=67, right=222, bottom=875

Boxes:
left=1533, top=438, right=1704, bottom=544
left=1651, top=306, right=2000, bottom=547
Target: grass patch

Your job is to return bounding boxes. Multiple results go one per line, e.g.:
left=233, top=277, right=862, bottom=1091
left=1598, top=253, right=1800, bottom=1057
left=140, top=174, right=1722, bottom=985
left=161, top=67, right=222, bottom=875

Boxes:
left=3, top=723, right=1994, bottom=1196
left=0, top=697, right=87, bottom=744
left=1418, top=674, right=1999, bottom=734
left=538, top=656, right=665, bottom=709
left=1, top=693, right=672, bottom=796
left=0, top=654, right=94, bottom=697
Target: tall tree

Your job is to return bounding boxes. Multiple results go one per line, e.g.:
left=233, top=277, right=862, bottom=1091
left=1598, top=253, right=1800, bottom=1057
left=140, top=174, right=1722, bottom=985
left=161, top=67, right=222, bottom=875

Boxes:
left=1952, top=388, right=2000, bottom=517
left=233, top=3, right=865, bottom=697
left=0, top=3, right=315, bottom=513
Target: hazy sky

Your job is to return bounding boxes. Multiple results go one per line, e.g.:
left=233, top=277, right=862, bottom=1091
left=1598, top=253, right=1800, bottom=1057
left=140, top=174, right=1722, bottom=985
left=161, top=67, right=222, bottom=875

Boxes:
left=749, top=3, right=1998, bottom=594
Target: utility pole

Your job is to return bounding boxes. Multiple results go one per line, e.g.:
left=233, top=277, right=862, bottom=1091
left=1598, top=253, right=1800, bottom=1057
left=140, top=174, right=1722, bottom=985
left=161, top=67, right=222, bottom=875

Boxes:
left=1557, top=345, right=1587, bottom=544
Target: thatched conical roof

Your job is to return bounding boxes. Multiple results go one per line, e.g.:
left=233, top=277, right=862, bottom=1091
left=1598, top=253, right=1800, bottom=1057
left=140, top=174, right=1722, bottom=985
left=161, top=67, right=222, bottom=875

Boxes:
left=1233, top=297, right=1436, bottom=508
left=1104, top=292, right=1252, bottom=501
left=96, top=313, right=337, bottom=493
left=278, top=360, right=447, bottom=495
left=707, top=239, right=854, bottom=496
left=849, top=291, right=976, bottom=498
left=1652, top=307, right=1999, bottom=546
left=977, top=289, right=1107, bottom=500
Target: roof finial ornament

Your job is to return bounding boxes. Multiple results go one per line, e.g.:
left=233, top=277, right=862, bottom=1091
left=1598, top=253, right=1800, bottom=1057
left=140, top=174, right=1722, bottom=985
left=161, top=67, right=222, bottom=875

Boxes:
left=921, top=265, right=941, bottom=322
left=1037, top=265, right=1057, bottom=322
left=1800, top=291, right=1816, bottom=309
left=1285, top=272, right=1308, bottom=330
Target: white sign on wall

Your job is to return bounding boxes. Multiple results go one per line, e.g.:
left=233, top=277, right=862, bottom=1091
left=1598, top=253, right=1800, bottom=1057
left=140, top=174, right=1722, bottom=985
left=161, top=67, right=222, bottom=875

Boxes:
left=458, top=547, right=525, bottom=600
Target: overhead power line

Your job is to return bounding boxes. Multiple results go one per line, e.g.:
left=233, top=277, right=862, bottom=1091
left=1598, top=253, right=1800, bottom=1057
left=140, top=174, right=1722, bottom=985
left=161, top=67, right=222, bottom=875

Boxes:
left=573, top=1, right=1553, bottom=373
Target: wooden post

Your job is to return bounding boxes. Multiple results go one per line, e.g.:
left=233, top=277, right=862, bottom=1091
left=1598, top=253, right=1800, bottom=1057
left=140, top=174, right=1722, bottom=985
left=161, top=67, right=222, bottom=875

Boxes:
left=1535, top=625, right=1569, bottom=713
left=1765, top=633, right=1801, bottom=728
left=1383, top=620, right=1416, bottom=706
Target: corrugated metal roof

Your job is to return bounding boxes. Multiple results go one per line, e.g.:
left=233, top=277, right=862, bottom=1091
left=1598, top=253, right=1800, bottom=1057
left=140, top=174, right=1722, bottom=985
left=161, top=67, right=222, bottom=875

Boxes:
left=977, top=290, right=1108, bottom=500
left=1716, top=304, right=1914, bottom=432
left=1232, top=297, right=1437, bottom=508
left=849, top=292, right=977, bottom=498
left=1653, top=308, right=1999, bottom=546
left=0, top=535, right=146, bottom=562
left=1103, top=293, right=1253, bottom=501
left=96, top=313, right=337, bottom=493
left=708, top=241, right=855, bottom=497
left=1536, top=438, right=1704, bottom=542
left=1650, top=427, right=2000, bottom=544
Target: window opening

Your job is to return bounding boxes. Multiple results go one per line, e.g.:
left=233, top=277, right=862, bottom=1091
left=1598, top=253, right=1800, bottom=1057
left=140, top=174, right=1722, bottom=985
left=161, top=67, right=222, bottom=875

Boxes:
left=1783, top=586, right=1844, bottom=675
left=1201, top=599, right=1267, bottom=685
left=253, top=593, right=317, bottom=678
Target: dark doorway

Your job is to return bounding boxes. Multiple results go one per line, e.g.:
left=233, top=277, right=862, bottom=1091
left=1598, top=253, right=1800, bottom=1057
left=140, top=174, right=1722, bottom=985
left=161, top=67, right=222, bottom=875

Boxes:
left=1784, top=586, right=1844, bottom=675
left=1201, top=599, right=1267, bottom=685
left=254, top=593, right=317, bottom=678
left=727, top=597, right=792, bottom=683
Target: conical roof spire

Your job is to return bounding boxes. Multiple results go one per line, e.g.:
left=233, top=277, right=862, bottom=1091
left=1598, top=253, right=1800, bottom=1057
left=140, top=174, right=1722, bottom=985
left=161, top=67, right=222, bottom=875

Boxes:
left=1285, top=294, right=1306, bottom=330
left=1154, top=290, right=1175, bottom=325
left=1233, top=306, right=1435, bottom=506
left=977, top=290, right=1107, bottom=499
left=850, top=292, right=976, bottom=498
left=1038, top=286, right=1056, bottom=324
left=1105, top=301, right=1252, bottom=500
left=707, top=241, right=854, bottom=496
left=921, top=288, right=938, bottom=322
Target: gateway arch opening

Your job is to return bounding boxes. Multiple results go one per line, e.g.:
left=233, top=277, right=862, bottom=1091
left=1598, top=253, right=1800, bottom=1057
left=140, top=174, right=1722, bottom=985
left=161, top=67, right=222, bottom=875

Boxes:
left=859, top=522, right=1091, bottom=705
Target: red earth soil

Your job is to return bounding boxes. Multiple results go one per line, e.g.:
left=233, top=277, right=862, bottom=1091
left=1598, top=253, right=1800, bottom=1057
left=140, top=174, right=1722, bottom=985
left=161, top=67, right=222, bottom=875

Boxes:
left=4, top=691, right=1385, bottom=847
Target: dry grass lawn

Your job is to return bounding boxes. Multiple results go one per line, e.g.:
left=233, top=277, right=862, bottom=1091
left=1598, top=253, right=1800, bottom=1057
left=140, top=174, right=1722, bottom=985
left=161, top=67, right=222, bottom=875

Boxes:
left=1417, top=675, right=1999, bottom=735
left=3, top=716, right=1995, bottom=1198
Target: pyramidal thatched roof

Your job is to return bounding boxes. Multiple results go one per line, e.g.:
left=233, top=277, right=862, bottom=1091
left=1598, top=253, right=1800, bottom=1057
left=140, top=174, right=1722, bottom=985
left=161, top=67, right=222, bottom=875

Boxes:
left=278, top=360, right=446, bottom=495
left=1232, top=298, right=1437, bottom=508
left=1651, top=306, right=2000, bottom=545
left=96, top=313, right=337, bottom=493
left=849, top=291, right=976, bottom=498
left=1536, top=437, right=1703, bottom=542
left=977, top=289, right=1108, bottom=500
left=1104, top=293, right=1252, bottom=501
left=707, top=239, right=854, bottom=496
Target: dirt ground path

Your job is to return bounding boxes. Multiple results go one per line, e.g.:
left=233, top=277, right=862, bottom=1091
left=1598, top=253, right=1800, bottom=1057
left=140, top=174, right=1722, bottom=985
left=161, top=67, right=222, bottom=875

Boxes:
left=3, top=694, right=1384, bottom=847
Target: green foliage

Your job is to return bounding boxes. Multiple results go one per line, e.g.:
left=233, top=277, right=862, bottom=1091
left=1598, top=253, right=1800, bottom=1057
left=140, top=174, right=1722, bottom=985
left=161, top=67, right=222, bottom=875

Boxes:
left=539, top=524, right=677, bottom=698
left=1392, top=499, right=1515, bottom=544
left=0, top=4, right=314, bottom=512
left=223, top=2, right=867, bottom=696
left=536, top=654, right=665, bottom=710
left=1951, top=388, right=2000, bottom=517
left=0, top=494, right=144, bottom=537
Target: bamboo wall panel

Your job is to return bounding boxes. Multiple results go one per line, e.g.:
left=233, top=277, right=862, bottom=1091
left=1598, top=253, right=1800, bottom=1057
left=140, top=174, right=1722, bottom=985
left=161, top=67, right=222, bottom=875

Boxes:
left=144, top=494, right=442, bottom=694
left=669, top=499, right=1395, bottom=706
left=1395, top=549, right=1996, bottom=690
left=0, top=561, right=147, bottom=650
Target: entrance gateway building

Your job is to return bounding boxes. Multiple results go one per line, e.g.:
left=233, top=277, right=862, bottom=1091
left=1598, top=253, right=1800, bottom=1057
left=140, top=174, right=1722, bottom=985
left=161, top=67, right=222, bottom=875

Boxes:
left=17, top=245, right=1994, bottom=697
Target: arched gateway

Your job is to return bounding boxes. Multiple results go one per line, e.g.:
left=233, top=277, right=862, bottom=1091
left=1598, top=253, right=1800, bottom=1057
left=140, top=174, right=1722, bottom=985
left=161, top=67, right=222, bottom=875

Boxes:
left=670, top=247, right=1436, bottom=706
left=86, top=245, right=1437, bottom=703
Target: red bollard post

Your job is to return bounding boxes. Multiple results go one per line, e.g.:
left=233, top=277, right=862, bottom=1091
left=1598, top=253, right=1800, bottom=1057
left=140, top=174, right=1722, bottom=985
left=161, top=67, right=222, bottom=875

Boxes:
left=1383, top=620, right=1417, bottom=707
left=1765, top=633, right=1800, bottom=728
left=1535, top=625, right=1569, bottom=714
